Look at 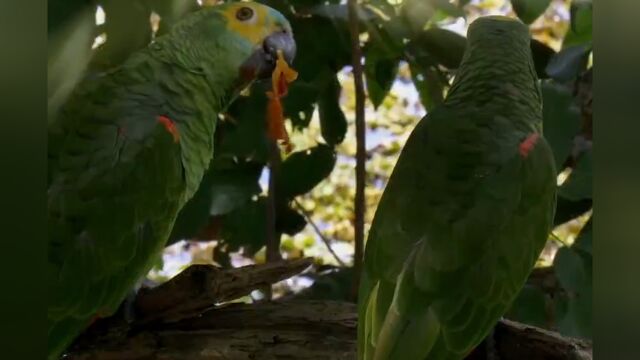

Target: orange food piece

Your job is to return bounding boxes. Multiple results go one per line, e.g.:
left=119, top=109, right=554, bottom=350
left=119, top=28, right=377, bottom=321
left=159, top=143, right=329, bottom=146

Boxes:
left=267, top=50, right=298, bottom=152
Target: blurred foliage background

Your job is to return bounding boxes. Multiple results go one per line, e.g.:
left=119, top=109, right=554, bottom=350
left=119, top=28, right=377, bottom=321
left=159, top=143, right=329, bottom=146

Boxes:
left=48, top=0, right=592, bottom=341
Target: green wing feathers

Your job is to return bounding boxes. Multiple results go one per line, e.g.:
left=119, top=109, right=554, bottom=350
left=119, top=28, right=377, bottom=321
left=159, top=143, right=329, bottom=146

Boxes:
left=359, top=117, right=556, bottom=359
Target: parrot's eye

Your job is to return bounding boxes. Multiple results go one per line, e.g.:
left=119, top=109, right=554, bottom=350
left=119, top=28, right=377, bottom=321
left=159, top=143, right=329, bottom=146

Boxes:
left=236, top=7, right=254, bottom=21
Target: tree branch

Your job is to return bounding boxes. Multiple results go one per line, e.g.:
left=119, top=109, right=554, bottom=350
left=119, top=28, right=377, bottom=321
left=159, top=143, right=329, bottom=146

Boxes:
left=133, top=258, right=312, bottom=324
left=293, top=198, right=347, bottom=267
left=69, top=300, right=591, bottom=360
left=347, top=0, right=366, bottom=302
left=265, top=139, right=284, bottom=300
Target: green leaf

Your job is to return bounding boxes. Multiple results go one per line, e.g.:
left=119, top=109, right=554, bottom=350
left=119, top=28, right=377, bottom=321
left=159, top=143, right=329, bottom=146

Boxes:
left=278, top=144, right=337, bottom=199
left=318, top=73, right=348, bottom=146
left=511, top=0, right=552, bottom=24
left=546, top=44, right=591, bottom=83
left=541, top=81, right=581, bottom=169
left=563, top=0, right=592, bottom=47
left=407, top=28, right=467, bottom=69
left=409, top=64, right=444, bottom=112
left=559, top=148, right=593, bottom=201
left=365, top=43, right=400, bottom=109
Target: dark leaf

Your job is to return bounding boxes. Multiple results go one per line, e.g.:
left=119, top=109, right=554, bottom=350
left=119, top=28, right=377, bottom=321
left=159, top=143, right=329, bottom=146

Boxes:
left=90, top=0, right=153, bottom=71
left=511, top=0, right=552, bottom=24
left=365, top=42, right=400, bottom=109
left=292, top=267, right=355, bottom=302
left=407, top=28, right=467, bottom=69
left=546, top=44, right=591, bottom=83
left=48, top=6, right=95, bottom=120
left=221, top=197, right=268, bottom=252
left=219, top=85, right=270, bottom=163
left=507, top=285, right=549, bottom=329
left=553, top=245, right=592, bottom=339
left=399, top=0, right=436, bottom=34
left=278, top=144, right=337, bottom=199
left=290, top=16, right=351, bottom=80
left=541, top=81, right=581, bottom=169
left=221, top=198, right=308, bottom=253
left=208, top=160, right=263, bottom=216
left=308, top=4, right=378, bottom=23
left=167, top=160, right=263, bottom=245
left=150, top=0, right=200, bottom=36
left=283, top=81, right=319, bottom=129
left=431, top=0, right=465, bottom=18
left=168, top=169, right=217, bottom=244
left=573, top=218, right=592, bottom=254
left=276, top=205, right=307, bottom=236
left=559, top=148, right=592, bottom=201
left=553, top=197, right=592, bottom=226
left=48, top=0, right=94, bottom=34
left=409, top=64, right=444, bottom=112
left=318, top=73, right=348, bottom=145
left=530, top=38, right=556, bottom=79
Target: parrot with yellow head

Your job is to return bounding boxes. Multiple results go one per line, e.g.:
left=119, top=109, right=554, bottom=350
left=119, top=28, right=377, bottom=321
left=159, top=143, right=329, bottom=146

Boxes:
left=47, top=2, right=296, bottom=358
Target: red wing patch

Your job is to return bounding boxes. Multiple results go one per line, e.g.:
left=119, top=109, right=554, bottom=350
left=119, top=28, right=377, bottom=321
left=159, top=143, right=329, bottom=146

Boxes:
left=519, top=133, right=540, bottom=158
left=157, top=115, right=180, bottom=143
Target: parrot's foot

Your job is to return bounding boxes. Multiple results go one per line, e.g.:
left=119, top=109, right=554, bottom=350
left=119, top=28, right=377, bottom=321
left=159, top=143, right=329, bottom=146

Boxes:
left=519, top=133, right=540, bottom=158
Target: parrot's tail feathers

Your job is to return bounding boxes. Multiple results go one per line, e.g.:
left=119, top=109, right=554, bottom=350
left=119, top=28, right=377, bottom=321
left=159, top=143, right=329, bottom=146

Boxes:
left=373, top=304, right=441, bottom=360
left=48, top=317, right=90, bottom=360
left=371, top=250, right=442, bottom=360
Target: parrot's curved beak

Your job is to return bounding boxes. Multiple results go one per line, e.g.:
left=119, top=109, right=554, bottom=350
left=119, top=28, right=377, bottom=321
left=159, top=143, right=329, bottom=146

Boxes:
left=240, top=31, right=296, bottom=81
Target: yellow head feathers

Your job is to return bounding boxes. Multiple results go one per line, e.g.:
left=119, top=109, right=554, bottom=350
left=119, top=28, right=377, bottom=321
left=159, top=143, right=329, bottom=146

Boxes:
left=215, top=2, right=292, bottom=47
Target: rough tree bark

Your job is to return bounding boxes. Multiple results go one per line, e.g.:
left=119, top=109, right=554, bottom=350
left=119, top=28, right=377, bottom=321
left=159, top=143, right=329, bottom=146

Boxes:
left=66, top=260, right=592, bottom=360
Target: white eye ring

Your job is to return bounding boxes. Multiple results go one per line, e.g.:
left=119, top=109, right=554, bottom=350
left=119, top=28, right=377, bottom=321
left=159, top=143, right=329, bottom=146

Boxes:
left=236, top=7, right=255, bottom=22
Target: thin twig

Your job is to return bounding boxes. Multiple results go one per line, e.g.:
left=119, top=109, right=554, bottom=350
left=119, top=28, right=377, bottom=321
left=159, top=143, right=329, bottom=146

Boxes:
left=347, top=0, right=366, bottom=301
left=293, top=199, right=347, bottom=267
left=265, top=140, right=283, bottom=300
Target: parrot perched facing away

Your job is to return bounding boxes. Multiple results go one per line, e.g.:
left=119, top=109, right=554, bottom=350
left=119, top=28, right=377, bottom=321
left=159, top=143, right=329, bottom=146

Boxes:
left=47, top=3, right=295, bottom=358
left=357, top=16, right=557, bottom=360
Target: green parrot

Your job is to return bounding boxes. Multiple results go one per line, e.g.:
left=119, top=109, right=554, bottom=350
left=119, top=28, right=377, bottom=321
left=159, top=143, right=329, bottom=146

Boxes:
left=357, top=16, right=557, bottom=360
left=47, top=2, right=295, bottom=358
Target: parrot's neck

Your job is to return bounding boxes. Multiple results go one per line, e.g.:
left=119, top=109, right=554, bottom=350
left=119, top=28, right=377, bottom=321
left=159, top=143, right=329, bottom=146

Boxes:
left=445, top=44, right=542, bottom=131
left=144, top=45, right=244, bottom=200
